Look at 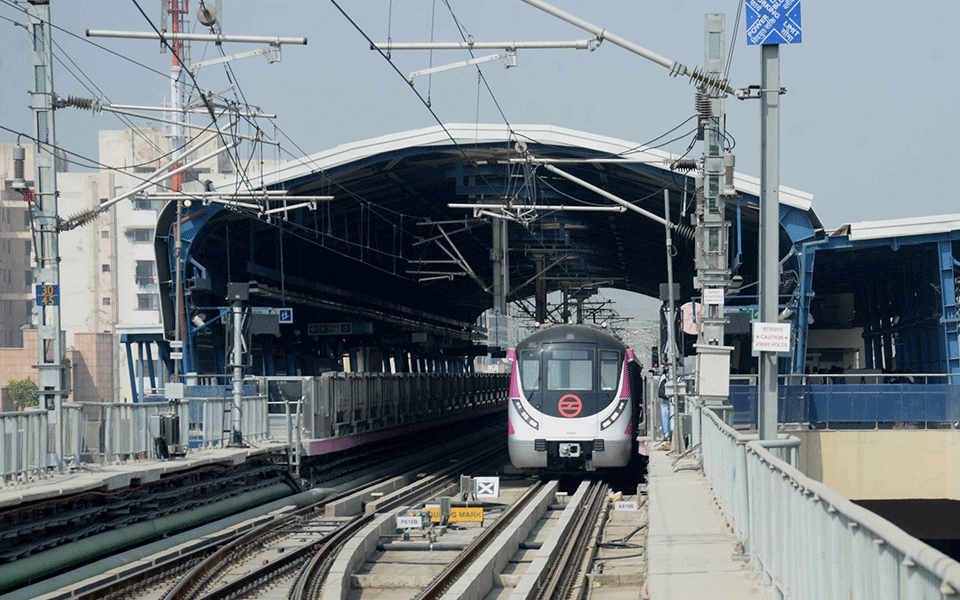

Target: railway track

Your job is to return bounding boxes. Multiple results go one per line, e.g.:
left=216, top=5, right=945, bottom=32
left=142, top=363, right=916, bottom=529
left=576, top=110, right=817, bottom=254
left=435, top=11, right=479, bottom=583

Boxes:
left=334, top=478, right=613, bottom=600
left=39, top=442, right=647, bottom=600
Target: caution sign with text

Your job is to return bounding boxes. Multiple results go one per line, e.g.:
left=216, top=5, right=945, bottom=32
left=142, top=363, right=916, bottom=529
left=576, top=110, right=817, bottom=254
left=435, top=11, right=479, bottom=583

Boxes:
left=751, top=322, right=791, bottom=355
left=426, top=506, right=484, bottom=523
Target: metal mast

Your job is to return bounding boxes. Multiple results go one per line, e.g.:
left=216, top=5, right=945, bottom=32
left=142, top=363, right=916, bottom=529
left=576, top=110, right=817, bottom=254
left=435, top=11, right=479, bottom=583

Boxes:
left=167, top=0, right=189, bottom=384
left=758, top=44, right=781, bottom=440
left=693, top=15, right=734, bottom=419
left=26, top=0, right=67, bottom=468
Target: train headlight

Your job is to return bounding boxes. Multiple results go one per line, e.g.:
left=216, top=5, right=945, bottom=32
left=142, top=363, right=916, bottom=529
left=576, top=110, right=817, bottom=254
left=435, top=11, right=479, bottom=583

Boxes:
left=512, top=398, right=539, bottom=430
left=600, top=399, right=628, bottom=430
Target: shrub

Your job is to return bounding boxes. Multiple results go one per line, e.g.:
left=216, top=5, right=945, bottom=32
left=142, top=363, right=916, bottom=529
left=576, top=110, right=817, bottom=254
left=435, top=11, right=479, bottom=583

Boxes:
left=8, top=378, right=39, bottom=409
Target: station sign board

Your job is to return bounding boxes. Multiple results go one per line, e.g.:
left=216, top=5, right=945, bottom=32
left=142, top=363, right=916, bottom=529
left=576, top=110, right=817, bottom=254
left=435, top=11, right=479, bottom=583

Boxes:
left=307, top=322, right=374, bottom=336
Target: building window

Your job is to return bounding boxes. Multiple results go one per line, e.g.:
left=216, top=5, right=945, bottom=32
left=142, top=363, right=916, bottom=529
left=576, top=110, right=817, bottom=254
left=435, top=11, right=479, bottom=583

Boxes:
left=24, top=239, right=31, bottom=256
left=101, top=230, right=109, bottom=239
left=24, top=271, right=32, bottom=286
left=102, top=297, right=111, bottom=306
left=135, top=260, right=154, bottom=286
left=102, top=264, right=110, bottom=273
left=132, top=228, right=152, bottom=243
left=137, top=293, right=158, bottom=310
left=23, top=210, right=31, bottom=228
left=133, top=198, right=160, bottom=211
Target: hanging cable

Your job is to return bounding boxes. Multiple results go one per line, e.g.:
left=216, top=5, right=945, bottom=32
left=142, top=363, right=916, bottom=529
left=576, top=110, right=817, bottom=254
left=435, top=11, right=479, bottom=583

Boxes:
left=725, top=0, right=745, bottom=80
left=386, top=0, right=394, bottom=59
left=427, top=0, right=436, bottom=107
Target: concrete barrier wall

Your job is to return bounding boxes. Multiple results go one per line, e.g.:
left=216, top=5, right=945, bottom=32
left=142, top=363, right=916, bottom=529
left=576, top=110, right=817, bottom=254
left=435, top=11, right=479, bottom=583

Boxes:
left=794, top=429, right=960, bottom=500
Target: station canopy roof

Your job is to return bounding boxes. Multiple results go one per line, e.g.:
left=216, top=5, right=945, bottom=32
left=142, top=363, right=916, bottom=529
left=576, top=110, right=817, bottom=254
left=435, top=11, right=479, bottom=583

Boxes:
left=188, top=124, right=820, bottom=334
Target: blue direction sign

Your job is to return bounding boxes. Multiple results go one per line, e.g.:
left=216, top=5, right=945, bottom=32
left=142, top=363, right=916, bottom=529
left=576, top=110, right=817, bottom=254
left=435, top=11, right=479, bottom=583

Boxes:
left=745, top=0, right=801, bottom=46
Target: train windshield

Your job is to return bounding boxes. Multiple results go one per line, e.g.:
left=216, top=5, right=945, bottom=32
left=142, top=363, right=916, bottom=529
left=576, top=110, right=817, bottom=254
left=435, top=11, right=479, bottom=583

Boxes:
left=547, top=348, right=594, bottom=391
left=520, top=350, right=540, bottom=392
left=599, top=350, right=621, bottom=391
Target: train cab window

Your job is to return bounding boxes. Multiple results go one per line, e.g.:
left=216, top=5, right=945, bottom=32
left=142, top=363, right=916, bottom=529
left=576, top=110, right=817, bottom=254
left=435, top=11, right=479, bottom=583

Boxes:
left=547, top=348, right=593, bottom=391
left=520, top=350, right=540, bottom=392
left=600, top=350, right=620, bottom=391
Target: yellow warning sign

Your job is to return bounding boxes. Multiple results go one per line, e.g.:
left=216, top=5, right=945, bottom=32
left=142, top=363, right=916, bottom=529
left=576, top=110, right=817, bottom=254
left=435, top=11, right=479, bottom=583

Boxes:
left=426, top=506, right=484, bottom=523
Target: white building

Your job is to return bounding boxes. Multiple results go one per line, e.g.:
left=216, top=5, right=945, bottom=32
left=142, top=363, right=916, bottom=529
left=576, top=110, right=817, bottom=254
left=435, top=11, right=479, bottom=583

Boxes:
left=1, top=128, right=275, bottom=404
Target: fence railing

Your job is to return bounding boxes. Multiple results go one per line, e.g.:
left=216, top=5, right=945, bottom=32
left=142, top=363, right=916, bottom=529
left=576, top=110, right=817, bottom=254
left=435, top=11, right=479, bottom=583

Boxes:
left=0, top=410, right=49, bottom=486
left=187, top=393, right=269, bottom=449
left=700, top=405, right=960, bottom=599
left=58, top=393, right=269, bottom=467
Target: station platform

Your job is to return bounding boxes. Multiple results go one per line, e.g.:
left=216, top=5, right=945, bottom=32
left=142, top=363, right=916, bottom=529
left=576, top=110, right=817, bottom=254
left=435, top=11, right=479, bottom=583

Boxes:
left=0, top=441, right=291, bottom=509
left=645, top=447, right=771, bottom=599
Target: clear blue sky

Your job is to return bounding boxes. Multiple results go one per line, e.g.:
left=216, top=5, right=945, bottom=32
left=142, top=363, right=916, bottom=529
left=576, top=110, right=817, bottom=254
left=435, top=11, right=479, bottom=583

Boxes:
left=2, top=1, right=957, bottom=229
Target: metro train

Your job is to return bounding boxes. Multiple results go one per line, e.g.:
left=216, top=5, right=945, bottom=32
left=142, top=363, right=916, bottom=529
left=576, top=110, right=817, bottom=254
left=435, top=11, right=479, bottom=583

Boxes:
left=507, top=324, right=641, bottom=473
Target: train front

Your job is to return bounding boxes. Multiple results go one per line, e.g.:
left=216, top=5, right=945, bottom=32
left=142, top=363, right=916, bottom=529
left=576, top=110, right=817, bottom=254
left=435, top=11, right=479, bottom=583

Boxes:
left=507, top=325, right=636, bottom=472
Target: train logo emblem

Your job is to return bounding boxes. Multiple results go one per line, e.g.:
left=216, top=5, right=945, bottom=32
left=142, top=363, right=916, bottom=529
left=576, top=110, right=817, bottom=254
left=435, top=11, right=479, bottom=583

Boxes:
left=558, top=394, right=582, bottom=418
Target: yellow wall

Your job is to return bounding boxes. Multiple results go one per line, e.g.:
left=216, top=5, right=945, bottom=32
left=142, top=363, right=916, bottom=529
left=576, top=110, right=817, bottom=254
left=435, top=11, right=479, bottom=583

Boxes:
left=794, top=429, right=960, bottom=501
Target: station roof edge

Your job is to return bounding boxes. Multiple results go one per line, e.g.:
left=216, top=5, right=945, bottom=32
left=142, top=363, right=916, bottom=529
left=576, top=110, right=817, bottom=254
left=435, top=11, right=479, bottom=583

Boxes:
left=830, top=213, right=960, bottom=242
left=209, top=122, right=815, bottom=214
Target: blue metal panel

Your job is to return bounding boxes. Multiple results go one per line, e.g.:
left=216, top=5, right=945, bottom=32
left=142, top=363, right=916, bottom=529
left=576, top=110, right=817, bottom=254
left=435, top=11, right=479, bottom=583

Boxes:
left=779, top=204, right=816, bottom=244
left=792, top=240, right=819, bottom=373
left=938, top=240, right=960, bottom=382
left=732, top=384, right=960, bottom=425
left=125, top=342, right=138, bottom=403
left=164, top=204, right=223, bottom=374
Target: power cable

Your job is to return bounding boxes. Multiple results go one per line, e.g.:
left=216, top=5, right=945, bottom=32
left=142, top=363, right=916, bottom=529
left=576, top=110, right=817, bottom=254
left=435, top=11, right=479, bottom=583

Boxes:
left=328, top=0, right=514, bottom=227
left=615, top=115, right=698, bottom=156
left=441, top=0, right=515, bottom=134
left=129, top=0, right=257, bottom=197
left=46, top=37, right=168, bottom=160
left=0, top=0, right=176, bottom=82
left=725, top=0, right=745, bottom=80
left=0, top=122, right=221, bottom=205
left=0, top=8, right=166, bottom=158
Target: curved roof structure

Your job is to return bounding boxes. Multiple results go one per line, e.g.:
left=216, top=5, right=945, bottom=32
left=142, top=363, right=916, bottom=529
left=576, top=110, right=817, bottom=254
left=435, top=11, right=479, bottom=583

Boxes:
left=157, top=124, right=821, bottom=371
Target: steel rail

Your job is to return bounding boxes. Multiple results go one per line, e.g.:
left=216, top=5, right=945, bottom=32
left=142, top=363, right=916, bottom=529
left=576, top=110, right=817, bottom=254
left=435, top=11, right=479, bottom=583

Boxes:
left=536, top=481, right=608, bottom=600
left=290, top=445, right=509, bottom=600
left=413, top=479, right=549, bottom=600
left=171, top=443, right=506, bottom=600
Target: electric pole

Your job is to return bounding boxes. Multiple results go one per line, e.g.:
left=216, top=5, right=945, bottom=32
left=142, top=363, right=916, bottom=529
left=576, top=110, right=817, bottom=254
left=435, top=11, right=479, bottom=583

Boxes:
left=692, top=15, right=735, bottom=426
left=26, top=0, right=68, bottom=469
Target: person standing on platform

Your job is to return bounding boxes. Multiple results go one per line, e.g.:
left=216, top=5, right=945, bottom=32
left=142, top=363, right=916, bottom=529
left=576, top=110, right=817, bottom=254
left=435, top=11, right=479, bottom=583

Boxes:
left=658, top=369, right=671, bottom=451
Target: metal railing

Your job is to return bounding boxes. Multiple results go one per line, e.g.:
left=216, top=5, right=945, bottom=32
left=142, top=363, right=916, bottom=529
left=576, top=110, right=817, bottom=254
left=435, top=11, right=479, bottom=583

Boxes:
left=188, top=394, right=269, bottom=449
left=63, top=401, right=189, bottom=463
left=309, top=372, right=508, bottom=439
left=700, top=405, right=960, bottom=599
left=0, top=410, right=49, bottom=486
left=57, top=393, right=269, bottom=466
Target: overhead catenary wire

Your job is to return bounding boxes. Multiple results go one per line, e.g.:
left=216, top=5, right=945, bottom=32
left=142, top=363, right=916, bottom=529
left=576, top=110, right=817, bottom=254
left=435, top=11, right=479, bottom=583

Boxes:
left=0, top=122, right=217, bottom=194
left=0, top=7, right=172, bottom=160
left=0, top=0, right=176, bottom=81
left=328, top=0, right=519, bottom=229
left=128, top=0, right=260, bottom=199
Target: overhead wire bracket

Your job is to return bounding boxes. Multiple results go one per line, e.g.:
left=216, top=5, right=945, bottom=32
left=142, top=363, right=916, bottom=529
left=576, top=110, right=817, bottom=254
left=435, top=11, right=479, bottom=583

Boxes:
left=407, top=51, right=516, bottom=84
